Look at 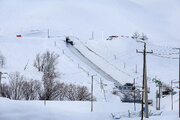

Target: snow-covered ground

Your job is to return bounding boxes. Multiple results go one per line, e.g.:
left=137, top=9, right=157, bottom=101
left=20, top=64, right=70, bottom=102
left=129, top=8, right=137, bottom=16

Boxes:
left=0, top=0, right=180, bottom=119
left=0, top=96, right=179, bottom=120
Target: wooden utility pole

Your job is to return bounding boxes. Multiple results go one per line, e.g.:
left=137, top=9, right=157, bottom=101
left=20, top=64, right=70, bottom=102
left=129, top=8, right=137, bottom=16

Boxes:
left=156, top=90, right=158, bottom=110
left=137, top=43, right=153, bottom=119
left=48, top=29, right=50, bottom=38
left=178, top=49, right=180, bottom=117
left=91, top=75, right=96, bottom=112
left=0, top=72, right=2, bottom=86
left=123, top=62, right=126, bottom=69
left=171, top=80, right=173, bottom=111
left=91, top=75, right=93, bottom=112
left=157, top=84, right=161, bottom=110
left=135, top=64, right=138, bottom=73
left=133, top=78, right=136, bottom=111
left=92, top=32, right=94, bottom=40
left=100, top=78, right=107, bottom=102
left=90, top=32, right=94, bottom=40
left=114, top=55, right=117, bottom=60
left=173, top=48, right=180, bottom=117
left=141, top=76, right=144, bottom=120
left=0, top=72, right=2, bottom=94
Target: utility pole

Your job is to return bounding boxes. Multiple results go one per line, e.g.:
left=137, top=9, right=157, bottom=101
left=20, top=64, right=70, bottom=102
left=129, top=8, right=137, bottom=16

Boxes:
left=157, top=84, right=161, bottom=110
left=156, top=90, right=158, bottom=110
left=178, top=49, right=180, bottom=117
left=173, top=48, right=180, bottom=117
left=48, top=29, right=50, bottom=38
left=0, top=72, right=2, bottom=87
left=100, top=78, right=107, bottom=102
left=0, top=72, right=2, bottom=94
left=171, top=80, right=173, bottom=111
left=141, top=75, right=144, bottom=120
left=137, top=42, right=153, bottom=119
left=90, top=32, right=94, bottom=40
left=135, top=64, right=138, bottom=73
left=92, top=32, right=94, bottom=40
left=91, top=75, right=96, bottom=112
left=123, top=62, right=126, bottom=69
left=114, top=55, right=117, bottom=60
left=133, top=78, right=136, bottom=111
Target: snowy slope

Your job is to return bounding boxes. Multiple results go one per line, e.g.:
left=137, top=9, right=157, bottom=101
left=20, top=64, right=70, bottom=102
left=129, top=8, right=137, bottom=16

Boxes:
left=86, top=37, right=179, bottom=84
left=0, top=35, right=120, bottom=102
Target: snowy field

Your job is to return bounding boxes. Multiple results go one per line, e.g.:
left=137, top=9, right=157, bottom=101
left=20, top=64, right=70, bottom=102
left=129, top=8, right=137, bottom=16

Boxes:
left=0, top=97, right=179, bottom=120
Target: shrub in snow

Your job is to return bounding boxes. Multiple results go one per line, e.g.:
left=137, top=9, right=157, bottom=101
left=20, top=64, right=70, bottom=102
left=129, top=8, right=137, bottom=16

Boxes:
left=65, top=84, right=93, bottom=101
left=8, top=72, right=26, bottom=100
left=64, top=84, right=92, bottom=101
left=76, top=86, right=92, bottom=101
left=0, top=72, right=42, bottom=100
left=1, top=72, right=93, bottom=101
left=21, top=80, right=42, bottom=100
left=57, top=83, right=68, bottom=100
left=40, top=81, right=93, bottom=101
left=0, top=83, right=11, bottom=98
left=65, top=84, right=78, bottom=101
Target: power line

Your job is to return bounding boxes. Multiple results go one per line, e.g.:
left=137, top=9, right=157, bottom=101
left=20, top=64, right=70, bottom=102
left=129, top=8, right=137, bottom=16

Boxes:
left=151, top=53, right=179, bottom=60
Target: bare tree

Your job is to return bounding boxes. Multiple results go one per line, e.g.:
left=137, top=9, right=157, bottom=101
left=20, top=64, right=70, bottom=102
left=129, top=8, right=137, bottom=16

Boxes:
left=8, top=72, right=25, bottom=100
left=65, top=84, right=77, bottom=101
left=76, top=86, right=91, bottom=101
left=65, top=84, right=92, bottom=101
left=40, top=73, right=60, bottom=100
left=1, top=71, right=93, bottom=101
left=34, top=53, right=41, bottom=71
left=22, top=80, right=42, bottom=100
left=34, top=51, right=60, bottom=100
left=0, top=83, right=11, bottom=98
left=140, top=33, right=148, bottom=40
left=58, top=83, right=67, bottom=100
left=132, top=32, right=140, bottom=39
left=33, top=51, right=60, bottom=77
